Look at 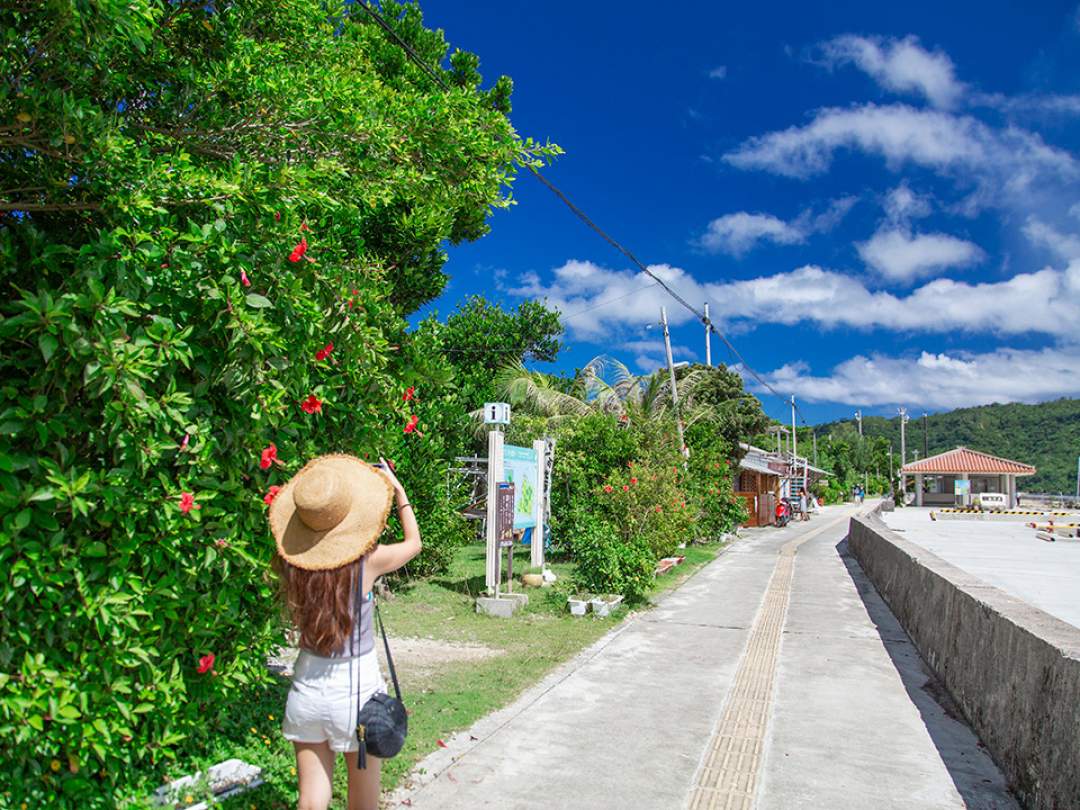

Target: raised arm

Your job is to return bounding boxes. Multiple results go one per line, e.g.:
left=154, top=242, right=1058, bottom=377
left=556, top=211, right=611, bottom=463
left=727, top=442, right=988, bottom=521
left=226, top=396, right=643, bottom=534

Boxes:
left=369, top=458, right=422, bottom=578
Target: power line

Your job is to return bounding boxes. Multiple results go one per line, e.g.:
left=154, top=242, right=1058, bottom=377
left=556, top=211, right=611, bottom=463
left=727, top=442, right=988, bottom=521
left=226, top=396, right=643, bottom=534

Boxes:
left=560, top=281, right=661, bottom=321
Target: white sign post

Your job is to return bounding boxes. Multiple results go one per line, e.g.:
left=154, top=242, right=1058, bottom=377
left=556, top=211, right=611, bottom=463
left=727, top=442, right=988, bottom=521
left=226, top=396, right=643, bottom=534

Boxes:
left=531, top=439, right=546, bottom=569
left=485, top=429, right=505, bottom=596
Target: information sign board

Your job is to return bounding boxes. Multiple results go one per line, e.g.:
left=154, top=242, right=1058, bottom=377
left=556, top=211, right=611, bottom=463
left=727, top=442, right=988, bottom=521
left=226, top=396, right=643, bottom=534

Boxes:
left=503, top=445, right=538, bottom=529
left=495, top=483, right=515, bottom=548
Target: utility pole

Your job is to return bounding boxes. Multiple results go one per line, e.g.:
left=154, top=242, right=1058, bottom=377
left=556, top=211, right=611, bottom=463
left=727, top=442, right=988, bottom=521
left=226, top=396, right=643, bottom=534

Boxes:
left=922, top=412, right=929, bottom=458
left=704, top=302, right=712, bottom=367
left=790, top=396, right=798, bottom=461
left=855, top=409, right=868, bottom=494
left=790, top=396, right=798, bottom=497
left=888, top=443, right=894, bottom=495
left=898, top=407, right=909, bottom=501
left=660, top=307, right=687, bottom=457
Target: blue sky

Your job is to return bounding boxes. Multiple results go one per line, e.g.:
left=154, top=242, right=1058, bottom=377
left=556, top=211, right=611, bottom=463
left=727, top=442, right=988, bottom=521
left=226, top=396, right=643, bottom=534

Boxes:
left=413, top=0, right=1080, bottom=424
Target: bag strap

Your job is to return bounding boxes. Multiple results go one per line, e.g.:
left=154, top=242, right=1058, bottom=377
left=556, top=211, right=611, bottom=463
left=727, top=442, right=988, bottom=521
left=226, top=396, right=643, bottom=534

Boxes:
left=374, top=601, right=402, bottom=702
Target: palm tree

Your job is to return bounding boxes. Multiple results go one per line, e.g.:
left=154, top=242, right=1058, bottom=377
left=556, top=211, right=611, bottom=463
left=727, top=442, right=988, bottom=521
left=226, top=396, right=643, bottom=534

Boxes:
left=478, top=355, right=717, bottom=436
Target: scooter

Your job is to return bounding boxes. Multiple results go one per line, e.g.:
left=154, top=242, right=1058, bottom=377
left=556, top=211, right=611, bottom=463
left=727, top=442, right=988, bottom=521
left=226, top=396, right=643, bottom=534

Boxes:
left=774, top=499, right=792, bottom=527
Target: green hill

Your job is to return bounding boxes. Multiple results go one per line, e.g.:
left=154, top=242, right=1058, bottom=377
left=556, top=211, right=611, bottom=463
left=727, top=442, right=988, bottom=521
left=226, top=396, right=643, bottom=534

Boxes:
left=816, top=398, right=1080, bottom=494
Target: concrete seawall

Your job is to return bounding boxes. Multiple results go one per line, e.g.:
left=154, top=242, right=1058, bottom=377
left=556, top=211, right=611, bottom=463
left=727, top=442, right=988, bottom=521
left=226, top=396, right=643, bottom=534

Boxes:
left=848, top=511, right=1080, bottom=810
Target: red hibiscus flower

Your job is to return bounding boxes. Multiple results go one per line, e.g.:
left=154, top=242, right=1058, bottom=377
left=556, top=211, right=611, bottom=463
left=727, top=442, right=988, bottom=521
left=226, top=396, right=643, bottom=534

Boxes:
left=402, top=386, right=416, bottom=402
left=301, top=394, right=322, bottom=414
left=288, top=236, right=308, bottom=263
left=260, top=443, right=278, bottom=470
left=622, top=485, right=629, bottom=492
left=215, top=538, right=229, bottom=548
left=630, top=477, right=638, bottom=485
left=603, top=484, right=614, bottom=494
left=314, top=342, right=333, bottom=361
left=179, top=433, right=190, bottom=451
left=403, top=414, right=419, bottom=434
left=197, top=653, right=215, bottom=674
left=299, top=221, right=311, bottom=232
left=179, top=491, right=200, bottom=514
left=655, top=505, right=663, bottom=513
left=264, top=485, right=282, bottom=506
left=274, top=211, right=281, bottom=222
left=240, top=270, right=251, bottom=287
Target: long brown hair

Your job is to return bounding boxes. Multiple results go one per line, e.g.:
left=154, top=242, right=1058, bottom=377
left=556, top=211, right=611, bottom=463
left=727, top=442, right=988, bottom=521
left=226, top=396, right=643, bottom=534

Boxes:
left=273, top=555, right=360, bottom=656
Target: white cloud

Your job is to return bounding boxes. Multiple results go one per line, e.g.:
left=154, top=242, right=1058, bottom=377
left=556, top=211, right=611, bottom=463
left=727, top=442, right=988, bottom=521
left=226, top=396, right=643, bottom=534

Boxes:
left=760, top=345, right=1080, bottom=409
left=698, top=212, right=804, bottom=255
left=818, top=35, right=964, bottom=109
left=705, top=261, right=1080, bottom=336
left=722, top=103, right=1078, bottom=196
left=619, top=340, right=697, bottom=373
left=857, top=228, right=984, bottom=281
left=697, top=197, right=856, bottom=256
left=883, top=181, right=932, bottom=223
left=708, top=66, right=727, bottom=80
left=977, top=92, right=1080, bottom=116
left=1023, top=218, right=1080, bottom=261
left=511, top=260, right=707, bottom=340
left=518, top=257, right=1080, bottom=340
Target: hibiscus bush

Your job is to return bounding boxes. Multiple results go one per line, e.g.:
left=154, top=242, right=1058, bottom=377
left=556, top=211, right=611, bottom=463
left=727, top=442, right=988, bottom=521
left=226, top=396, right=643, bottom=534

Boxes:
left=0, top=2, right=555, bottom=806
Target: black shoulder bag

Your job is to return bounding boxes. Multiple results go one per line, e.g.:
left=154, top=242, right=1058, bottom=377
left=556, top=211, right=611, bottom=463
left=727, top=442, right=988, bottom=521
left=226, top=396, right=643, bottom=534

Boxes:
left=355, top=597, right=408, bottom=769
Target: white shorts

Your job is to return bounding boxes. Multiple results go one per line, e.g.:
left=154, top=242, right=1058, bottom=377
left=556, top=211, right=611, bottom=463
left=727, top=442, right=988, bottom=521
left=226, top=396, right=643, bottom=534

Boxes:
left=282, top=649, right=387, bottom=752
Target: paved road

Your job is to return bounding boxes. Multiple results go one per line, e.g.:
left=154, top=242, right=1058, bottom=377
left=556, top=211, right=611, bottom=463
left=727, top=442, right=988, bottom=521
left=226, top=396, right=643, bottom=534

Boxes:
left=389, top=506, right=1016, bottom=809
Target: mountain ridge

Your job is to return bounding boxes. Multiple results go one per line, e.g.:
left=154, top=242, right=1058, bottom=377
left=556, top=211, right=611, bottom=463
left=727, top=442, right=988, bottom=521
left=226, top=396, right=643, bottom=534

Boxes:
left=815, top=398, right=1080, bottom=494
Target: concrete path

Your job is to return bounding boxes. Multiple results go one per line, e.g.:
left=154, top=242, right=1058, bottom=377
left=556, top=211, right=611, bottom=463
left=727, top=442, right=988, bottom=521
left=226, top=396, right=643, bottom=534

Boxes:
left=389, top=506, right=1016, bottom=809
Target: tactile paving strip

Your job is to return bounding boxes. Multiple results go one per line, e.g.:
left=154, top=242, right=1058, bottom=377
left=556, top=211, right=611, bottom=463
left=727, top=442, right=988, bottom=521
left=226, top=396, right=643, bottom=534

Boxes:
left=687, top=514, right=851, bottom=810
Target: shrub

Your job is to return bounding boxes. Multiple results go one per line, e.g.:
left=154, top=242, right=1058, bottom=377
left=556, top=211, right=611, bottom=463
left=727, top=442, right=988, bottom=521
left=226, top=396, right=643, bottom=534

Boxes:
left=567, top=509, right=654, bottom=603
left=0, top=3, right=554, bottom=805
left=597, top=462, right=692, bottom=561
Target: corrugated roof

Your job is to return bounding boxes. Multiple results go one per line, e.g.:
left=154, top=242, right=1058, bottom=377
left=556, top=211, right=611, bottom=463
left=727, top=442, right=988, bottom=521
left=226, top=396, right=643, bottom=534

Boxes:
left=739, top=454, right=778, bottom=476
left=900, top=446, right=1036, bottom=475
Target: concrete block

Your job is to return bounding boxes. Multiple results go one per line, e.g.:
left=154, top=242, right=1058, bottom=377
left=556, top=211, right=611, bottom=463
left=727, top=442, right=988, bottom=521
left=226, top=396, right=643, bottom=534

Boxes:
left=475, top=595, right=527, bottom=618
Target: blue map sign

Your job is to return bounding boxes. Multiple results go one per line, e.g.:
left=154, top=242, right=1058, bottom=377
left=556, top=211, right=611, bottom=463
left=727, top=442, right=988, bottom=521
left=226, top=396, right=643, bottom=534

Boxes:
left=503, top=444, right=538, bottom=529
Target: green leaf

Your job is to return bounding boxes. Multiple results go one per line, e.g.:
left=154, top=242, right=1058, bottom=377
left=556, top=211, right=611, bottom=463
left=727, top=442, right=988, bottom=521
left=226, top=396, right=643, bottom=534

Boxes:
left=13, top=509, right=31, bottom=530
left=39, top=333, right=58, bottom=363
left=85, top=542, right=107, bottom=557
left=244, top=293, right=273, bottom=309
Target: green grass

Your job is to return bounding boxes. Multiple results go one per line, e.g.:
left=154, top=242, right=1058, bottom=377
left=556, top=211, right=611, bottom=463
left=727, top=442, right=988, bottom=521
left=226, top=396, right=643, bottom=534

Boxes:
left=163, top=539, right=728, bottom=809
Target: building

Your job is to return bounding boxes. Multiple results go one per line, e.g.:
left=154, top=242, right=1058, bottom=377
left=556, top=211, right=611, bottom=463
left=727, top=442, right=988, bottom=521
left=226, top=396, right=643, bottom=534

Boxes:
left=900, top=447, right=1036, bottom=508
left=735, top=446, right=782, bottom=527
left=735, top=443, right=829, bottom=526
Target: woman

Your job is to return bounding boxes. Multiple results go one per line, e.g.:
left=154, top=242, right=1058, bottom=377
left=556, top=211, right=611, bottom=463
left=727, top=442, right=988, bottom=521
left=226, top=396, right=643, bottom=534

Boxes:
left=269, top=454, right=421, bottom=810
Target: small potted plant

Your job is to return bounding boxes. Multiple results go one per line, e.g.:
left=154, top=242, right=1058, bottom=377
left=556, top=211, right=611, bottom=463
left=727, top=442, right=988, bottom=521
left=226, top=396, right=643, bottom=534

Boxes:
left=589, top=594, right=624, bottom=617
left=567, top=594, right=590, bottom=616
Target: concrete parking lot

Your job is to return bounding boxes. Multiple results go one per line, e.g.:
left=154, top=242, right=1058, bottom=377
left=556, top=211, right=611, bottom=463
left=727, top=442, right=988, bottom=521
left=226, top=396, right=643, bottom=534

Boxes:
left=881, top=508, right=1080, bottom=629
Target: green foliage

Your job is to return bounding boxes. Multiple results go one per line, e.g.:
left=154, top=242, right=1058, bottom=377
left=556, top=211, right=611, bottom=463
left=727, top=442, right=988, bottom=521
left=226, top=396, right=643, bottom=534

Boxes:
left=597, top=462, right=692, bottom=561
left=568, top=510, right=655, bottom=603
left=0, top=2, right=556, bottom=805
left=679, top=363, right=769, bottom=457
left=427, top=295, right=562, bottom=417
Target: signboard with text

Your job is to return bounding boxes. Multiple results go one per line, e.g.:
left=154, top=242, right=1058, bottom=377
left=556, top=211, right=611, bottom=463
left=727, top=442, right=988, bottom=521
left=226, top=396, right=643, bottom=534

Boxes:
left=495, top=483, right=515, bottom=547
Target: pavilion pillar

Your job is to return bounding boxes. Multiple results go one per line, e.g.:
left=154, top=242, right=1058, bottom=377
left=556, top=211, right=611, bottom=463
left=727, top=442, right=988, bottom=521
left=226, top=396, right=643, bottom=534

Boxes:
left=915, top=474, right=924, bottom=507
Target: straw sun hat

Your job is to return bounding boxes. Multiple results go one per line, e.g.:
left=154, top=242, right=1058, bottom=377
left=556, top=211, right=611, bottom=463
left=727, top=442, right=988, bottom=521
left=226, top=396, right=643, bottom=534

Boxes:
left=268, top=454, right=394, bottom=571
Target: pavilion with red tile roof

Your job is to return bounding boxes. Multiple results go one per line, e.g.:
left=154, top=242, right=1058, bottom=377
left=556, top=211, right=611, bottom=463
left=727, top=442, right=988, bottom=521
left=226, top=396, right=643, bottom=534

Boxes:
left=900, top=447, right=1036, bottom=508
